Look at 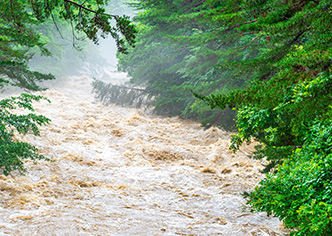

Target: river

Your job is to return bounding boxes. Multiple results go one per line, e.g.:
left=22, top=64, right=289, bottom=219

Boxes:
left=0, top=76, right=286, bottom=235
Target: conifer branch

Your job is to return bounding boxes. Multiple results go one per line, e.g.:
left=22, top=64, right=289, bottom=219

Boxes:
left=242, top=35, right=261, bottom=50
left=288, top=30, right=306, bottom=45
left=50, top=12, right=64, bottom=39
left=113, top=86, right=148, bottom=92
left=225, top=20, right=257, bottom=31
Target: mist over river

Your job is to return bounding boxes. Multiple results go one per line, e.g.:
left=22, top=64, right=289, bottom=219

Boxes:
left=0, top=76, right=285, bottom=235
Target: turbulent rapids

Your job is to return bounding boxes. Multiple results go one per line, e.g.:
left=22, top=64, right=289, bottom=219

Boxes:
left=0, top=76, right=285, bottom=235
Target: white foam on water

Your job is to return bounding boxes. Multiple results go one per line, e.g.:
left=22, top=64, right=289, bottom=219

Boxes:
left=0, top=76, right=287, bottom=235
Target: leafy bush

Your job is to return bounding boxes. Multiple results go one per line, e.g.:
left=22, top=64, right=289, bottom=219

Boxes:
left=0, top=94, right=51, bottom=175
left=246, top=119, right=332, bottom=235
left=226, top=73, right=331, bottom=234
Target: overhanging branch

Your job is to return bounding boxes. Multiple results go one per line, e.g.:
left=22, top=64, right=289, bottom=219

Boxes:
left=64, top=0, right=118, bottom=19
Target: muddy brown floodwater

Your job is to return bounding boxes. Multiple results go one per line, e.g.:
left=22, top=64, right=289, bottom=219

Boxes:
left=0, top=76, right=287, bottom=236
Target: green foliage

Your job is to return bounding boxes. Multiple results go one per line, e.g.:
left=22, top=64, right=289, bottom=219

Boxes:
left=246, top=118, right=332, bottom=235
left=0, top=94, right=51, bottom=175
left=0, top=1, right=55, bottom=90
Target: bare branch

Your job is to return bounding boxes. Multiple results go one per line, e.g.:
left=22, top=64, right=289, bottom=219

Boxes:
left=112, top=85, right=148, bottom=93
left=64, top=0, right=118, bottom=18
left=310, top=0, right=320, bottom=4
left=225, top=20, right=257, bottom=31
left=242, top=35, right=261, bottom=50
left=50, top=12, right=64, bottom=39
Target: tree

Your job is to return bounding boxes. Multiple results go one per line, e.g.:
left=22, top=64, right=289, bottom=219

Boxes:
left=0, top=0, right=137, bottom=175
left=0, top=94, right=51, bottom=175
left=93, top=0, right=244, bottom=129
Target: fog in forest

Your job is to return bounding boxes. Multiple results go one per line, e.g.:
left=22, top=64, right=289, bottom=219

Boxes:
left=26, top=0, right=136, bottom=88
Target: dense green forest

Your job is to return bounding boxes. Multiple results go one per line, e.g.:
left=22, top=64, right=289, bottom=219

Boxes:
left=93, top=0, right=332, bottom=235
left=2, top=0, right=332, bottom=235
